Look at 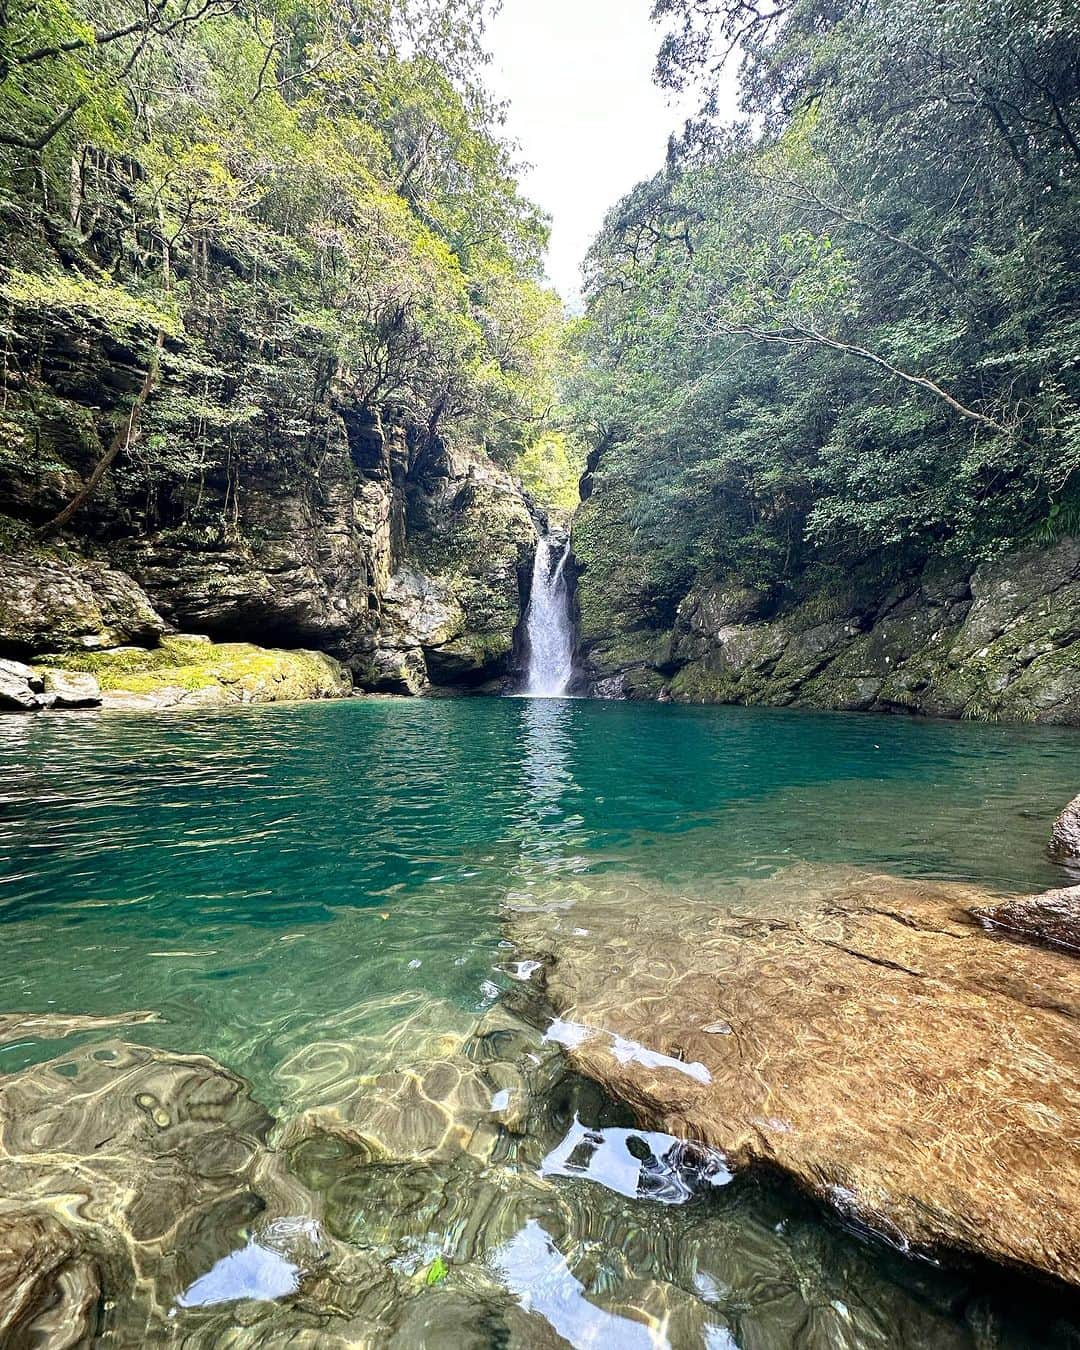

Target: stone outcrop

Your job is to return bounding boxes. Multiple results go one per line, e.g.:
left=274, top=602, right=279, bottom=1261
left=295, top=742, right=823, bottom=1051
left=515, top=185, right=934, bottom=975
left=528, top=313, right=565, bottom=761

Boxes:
left=0, top=634, right=350, bottom=713
left=1052, top=794, right=1080, bottom=862
left=0, top=657, right=102, bottom=711
left=579, top=535, right=1080, bottom=723
left=359, top=445, right=535, bottom=693
left=0, top=411, right=535, bottom=697
left=508, top=865, right=1080, bottom=1287
left=57, top=635, right=353, bottom=709
left=974, top=885, right=1080, bottom=952
left=39, top=667, right=102, bottom=707
left=0, top=658, right=54, bottom=711
left=0, top=552, right=166, bottom=658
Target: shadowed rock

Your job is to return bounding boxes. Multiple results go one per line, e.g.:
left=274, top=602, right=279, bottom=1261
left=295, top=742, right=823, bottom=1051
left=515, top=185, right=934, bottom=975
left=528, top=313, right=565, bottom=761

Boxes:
left=0, top=553, right=165, bottom=657
left=0, top=658, right=53, bottom=711
left=508, top=866, right=1080, bottom=1287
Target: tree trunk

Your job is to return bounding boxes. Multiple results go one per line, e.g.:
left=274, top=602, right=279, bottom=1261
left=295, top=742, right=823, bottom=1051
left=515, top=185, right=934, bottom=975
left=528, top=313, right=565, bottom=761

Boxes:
left=38, top=329, right=165, bottom=536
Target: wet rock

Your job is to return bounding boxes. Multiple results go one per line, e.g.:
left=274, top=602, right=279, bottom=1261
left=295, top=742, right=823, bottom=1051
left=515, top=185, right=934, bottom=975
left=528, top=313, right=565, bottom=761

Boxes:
left=508, top=866, right=1080, bottom=1286
left=368, top=568, right=466, bottom=693
left=974, top=885, right=1080, bottom=953
left=0, top=552, right=166, bottom=658
left=0, top=657, right=50, bottom=710
left=1052, top=793, right=1080, bottom=861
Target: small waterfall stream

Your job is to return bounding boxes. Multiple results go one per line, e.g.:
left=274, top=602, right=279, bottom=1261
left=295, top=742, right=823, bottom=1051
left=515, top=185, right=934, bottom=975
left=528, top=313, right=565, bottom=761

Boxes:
left=523, top=530, right=575, bottom=697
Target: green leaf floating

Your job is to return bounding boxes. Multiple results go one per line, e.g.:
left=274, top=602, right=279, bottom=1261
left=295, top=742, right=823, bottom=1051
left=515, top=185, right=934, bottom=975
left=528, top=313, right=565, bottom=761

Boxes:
left=425, top=1255, right=448, bottom=1285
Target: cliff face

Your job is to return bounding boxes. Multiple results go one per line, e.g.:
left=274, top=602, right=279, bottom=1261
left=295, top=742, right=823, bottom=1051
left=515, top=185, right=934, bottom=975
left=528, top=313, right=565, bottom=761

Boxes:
left=576, top=530, right=1080, bottom=726
left=0, top=320, right=536, bottom=696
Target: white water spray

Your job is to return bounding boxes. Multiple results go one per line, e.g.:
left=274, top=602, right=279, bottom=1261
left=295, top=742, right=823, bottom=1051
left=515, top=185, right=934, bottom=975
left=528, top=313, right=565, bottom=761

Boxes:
left=524, top=531, right=574, bottom=697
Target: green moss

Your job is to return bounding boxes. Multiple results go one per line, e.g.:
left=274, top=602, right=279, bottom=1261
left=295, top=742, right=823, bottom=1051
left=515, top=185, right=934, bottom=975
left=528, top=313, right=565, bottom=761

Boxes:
left=669, top=661, right=744, bottom=704
left=49, top=637, right=351, bottom=702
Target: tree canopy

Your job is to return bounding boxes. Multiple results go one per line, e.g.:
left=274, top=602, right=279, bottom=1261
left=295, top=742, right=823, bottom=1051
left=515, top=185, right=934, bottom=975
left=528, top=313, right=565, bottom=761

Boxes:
left=571, top=0, right=1080, bottom=626
left=0, top=0, right=564, bottom=526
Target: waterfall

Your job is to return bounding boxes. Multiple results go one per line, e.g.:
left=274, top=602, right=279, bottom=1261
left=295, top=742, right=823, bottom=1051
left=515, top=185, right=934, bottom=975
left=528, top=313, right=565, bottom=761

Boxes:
left=523, top=531, right=574, bottom=697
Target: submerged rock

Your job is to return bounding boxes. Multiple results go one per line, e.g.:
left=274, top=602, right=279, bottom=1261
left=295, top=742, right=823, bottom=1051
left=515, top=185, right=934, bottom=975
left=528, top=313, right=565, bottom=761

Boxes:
left=0, top=1206, right=102, bottom=1346
left=0, top=1039, right=397, bottom=1343
left=508, top=866, right=1080, bottom=1287
left=0, top=1009, right=159, bottom=1046
left=0, top=1040, right=274, bottom=1331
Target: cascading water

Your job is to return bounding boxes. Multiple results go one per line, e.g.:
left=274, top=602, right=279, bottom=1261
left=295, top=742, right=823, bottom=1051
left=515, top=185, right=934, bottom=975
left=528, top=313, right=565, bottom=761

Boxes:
left=523, top=531, right=575, bottom=697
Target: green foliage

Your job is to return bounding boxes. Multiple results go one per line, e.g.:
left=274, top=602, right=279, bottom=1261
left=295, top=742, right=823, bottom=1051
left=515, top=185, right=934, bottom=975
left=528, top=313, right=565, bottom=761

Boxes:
left=514, top=432, right=582, bottom=511
left=573, top=0, right=1080, bottom=648
left=424, top=1255, right=448, bottom=1285
left=0, top=0, right=564, bottom=527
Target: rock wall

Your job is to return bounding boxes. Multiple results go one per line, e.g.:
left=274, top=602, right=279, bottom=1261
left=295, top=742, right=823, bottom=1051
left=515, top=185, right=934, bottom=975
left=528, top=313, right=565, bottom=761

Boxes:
left=577, top=535, right=1080, bottom=725
left=0, top=391, right=536, bottom=696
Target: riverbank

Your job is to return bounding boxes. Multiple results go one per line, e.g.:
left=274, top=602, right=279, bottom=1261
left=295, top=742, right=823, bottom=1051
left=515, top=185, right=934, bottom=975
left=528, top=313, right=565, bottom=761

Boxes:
left=577, top=533, right=1080, bottom=726
left=0, top=636, right=352, bottom=712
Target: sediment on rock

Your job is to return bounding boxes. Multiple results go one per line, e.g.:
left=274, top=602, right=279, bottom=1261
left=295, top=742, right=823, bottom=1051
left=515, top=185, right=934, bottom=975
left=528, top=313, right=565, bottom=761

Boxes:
left=506, top=864, right=1080, bottom=1288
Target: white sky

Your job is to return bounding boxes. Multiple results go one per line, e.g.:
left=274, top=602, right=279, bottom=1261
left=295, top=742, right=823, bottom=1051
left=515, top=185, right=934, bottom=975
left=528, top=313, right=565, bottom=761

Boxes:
left=486, top=0, right=691, bottom=302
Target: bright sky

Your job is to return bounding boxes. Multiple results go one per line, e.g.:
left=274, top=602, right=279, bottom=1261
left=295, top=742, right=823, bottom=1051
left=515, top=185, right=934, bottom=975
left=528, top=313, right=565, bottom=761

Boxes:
left=486, top=0, right=691, bottom=302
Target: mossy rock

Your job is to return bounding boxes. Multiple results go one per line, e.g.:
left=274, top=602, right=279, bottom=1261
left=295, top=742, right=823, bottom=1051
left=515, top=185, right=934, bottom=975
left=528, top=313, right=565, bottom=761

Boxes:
left=47, top=636, right=352, bottom=708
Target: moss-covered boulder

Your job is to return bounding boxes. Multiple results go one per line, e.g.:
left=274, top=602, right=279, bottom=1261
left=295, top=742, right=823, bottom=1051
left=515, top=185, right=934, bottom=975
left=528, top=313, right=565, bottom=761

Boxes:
left=50, top=635, right=352, bottom=709
left=0, top=550, right=165, bottom=657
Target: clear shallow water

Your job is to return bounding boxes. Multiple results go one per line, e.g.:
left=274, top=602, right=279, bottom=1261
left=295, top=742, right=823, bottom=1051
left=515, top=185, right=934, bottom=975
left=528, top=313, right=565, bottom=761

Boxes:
left=1, top=696, right=1080, bottom=1346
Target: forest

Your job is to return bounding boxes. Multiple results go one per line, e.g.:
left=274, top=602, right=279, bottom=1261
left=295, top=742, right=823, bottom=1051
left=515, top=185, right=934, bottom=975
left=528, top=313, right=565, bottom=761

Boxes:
left=571, top=0, right=1080, bottom=679
left=2, top=3, right=1080, bottom=1346
left=0, top=0, right=564, bottom=539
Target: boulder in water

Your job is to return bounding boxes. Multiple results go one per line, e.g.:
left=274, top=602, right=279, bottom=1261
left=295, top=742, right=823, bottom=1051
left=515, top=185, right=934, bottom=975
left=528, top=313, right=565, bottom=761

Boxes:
left=1051, top=793, right=1080, bottom=862
left=0, top=658, right=51, bottom=710
left=508, top=866, right=1080, bottom=1287
left=974, top=885, right=1080, bottom=952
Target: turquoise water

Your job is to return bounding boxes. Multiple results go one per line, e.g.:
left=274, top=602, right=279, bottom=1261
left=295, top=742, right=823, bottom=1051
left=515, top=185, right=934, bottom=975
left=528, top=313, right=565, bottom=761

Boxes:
left=1, top=696, right=1079, bottom=1345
